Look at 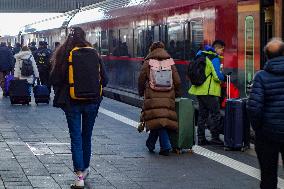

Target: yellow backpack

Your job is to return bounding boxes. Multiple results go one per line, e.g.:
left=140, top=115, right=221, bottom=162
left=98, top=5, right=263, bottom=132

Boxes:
left=68, top=47, right=102, bottom=100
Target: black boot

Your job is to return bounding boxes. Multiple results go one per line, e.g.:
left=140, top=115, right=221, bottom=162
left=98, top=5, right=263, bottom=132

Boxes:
left=210, top=137, right=223, bottom=145
left=198, top=138, right=211, bottom=146
left=159, top=149, right=170, bottom=156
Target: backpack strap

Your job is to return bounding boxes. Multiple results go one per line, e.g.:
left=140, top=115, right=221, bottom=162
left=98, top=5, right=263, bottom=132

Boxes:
left=68, top=47, right=94, bottom=63
left=149, top=58, right=174, bottom=68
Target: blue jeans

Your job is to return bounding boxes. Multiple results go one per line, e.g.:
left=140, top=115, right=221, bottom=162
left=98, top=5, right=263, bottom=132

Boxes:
left=64, top=103, right=99, bottom=172
left=146, top=128, right=171, bottom=151
left=28, top=84, right=32, bottom=96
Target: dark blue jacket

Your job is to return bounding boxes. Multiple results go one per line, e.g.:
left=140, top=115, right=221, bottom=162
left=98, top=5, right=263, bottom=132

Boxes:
left=248, top=56, right=284, bottom=142
left=0, top=46, right=13, bottom=72
left=34, top=47, right=52, bottom=70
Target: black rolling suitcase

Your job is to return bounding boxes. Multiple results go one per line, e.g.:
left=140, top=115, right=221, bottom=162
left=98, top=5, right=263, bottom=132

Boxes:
left=9, top=80, right=31, bottom=105
left=33, top=79, right=50, bottom=104
left=224, top=75, right=250, bottom=151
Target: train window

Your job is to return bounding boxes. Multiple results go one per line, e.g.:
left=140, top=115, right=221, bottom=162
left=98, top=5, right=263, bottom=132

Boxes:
left=167, top=23, right=185, bottom=60
left=245, top=16, right=255, bottom=96
left=134, top=28, right=145, bottom=57
left=109, top=29, right=119, bottom=56
left=101, top=30, right=109, bottom=55
left=190, top=21, right=204, bottom=51
left=153, top=26, right=160, bottom=42
left=187, top=20, right=204, bottom=61
left=86, top=30, right=101, bottom=52
left=90, top=30, right=101, bottom=52
left=113, top=28, right=133, bottom=57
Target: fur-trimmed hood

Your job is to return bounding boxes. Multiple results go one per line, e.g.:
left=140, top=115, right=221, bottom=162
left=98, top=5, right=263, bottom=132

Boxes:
left=14, top=51, right=33, bottom=60
left=145, top=48, right=171, bottom=60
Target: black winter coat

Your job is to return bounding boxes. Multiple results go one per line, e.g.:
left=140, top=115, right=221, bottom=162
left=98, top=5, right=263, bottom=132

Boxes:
left=248, top=56, right=284, bottom=142
left=0, top=46, right=13, bottom=72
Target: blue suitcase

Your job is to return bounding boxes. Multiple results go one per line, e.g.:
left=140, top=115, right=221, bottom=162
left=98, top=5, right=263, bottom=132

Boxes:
left=9, top=79, right=31, bottom=105
left=33, top=84, right=50, bottom=104
left=224, top=98, right=250, bottom=151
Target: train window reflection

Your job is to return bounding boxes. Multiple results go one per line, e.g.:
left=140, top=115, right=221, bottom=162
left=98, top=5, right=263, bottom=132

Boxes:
left=190, top=20, right=204, bottom=59
left=134, top=28, right=145, bottom=58
left=109, top=29, right=119, bottom=56
left=112, top=28, right=132, bottom=57
left=167, top=23, right=184, bottom=60
left=101, top=30, right=109, bottom=55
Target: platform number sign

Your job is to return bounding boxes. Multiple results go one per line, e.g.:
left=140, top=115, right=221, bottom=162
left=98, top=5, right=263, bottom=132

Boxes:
left=245, top=16, right=255, bottom=97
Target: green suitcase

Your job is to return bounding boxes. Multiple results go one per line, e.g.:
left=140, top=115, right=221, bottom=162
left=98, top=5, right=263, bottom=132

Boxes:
left=169, top=98, right=195, bottom=154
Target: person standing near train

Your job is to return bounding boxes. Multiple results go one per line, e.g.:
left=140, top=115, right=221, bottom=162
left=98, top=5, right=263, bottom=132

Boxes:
left=50, top=27, right=108, bottom=188
left=138, top=41, right=181, bottom=156
left=188, top=40, right=226, bottom=145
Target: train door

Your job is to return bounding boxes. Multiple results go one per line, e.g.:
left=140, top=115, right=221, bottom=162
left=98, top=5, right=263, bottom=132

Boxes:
left=260, top=0, right=274, bottom=67
left=237, top=0, right=260, bottom=97
left=260, top=0, right=283, bottom=65
left=238, top=0, right=283, bottom=97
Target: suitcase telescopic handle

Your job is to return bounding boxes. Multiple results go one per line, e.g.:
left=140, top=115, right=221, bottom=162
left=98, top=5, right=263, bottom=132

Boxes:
left=36, top=78, right=41, bottom=85
left=227, top=74, right=231, bottom=99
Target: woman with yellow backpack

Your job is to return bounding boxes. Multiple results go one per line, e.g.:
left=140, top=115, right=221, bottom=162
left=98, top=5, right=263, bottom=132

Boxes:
left=50, top=27, right=108, bottom=188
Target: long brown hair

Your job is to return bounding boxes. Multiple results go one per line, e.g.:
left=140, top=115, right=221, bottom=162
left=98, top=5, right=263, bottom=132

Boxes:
left=51, top=27, right=91, bottom=80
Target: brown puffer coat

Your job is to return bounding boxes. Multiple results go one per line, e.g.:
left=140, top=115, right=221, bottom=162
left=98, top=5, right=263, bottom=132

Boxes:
left=138, top=48, right=181, bottom=131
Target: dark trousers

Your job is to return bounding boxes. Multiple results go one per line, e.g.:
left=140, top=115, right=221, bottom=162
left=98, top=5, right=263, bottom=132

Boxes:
left=255, top=131, right=284, bottom=189
left=197, top=95, right=222, bottom=139
left=0, top=71, right=7, bottom=95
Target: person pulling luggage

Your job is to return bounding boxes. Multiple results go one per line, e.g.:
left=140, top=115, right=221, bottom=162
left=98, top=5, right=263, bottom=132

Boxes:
left=138, top=41, right=181, bottom=156
left=14, top=46, right=39, bottom=95
left=188, top=40, right=226, bottom=145
left=34, top=41, right=52, bottom=93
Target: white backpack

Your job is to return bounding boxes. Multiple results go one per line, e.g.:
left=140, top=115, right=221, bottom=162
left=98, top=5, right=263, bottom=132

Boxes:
left=149, top=58, right=175, bottom=91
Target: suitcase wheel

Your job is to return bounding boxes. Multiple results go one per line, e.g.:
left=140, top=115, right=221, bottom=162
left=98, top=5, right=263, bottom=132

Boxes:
left=172, top=148, right=182, bottom=154
left=188, top=149, right=194, bottom=154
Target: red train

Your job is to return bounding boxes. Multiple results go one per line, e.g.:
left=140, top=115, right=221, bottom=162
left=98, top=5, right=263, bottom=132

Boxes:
left=3, top=0, right=283, bottom=106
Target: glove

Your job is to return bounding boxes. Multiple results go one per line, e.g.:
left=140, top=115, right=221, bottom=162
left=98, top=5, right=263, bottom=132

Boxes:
left=226, top=72, right=232, bottom=76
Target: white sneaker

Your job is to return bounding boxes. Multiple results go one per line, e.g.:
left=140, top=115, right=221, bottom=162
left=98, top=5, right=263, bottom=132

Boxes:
left=71, top=175, right=84, bottom=189
left=82, top=167, right=90, bottom=180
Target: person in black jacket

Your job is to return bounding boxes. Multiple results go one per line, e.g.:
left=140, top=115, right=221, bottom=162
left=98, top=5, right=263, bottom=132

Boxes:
left=0, top=42, right=13, bottom=96
left=247, top=38, right=284, bottom=189
left=34, top=41, right=52, bottom=93
left=50, top=27, right=108, bottom=189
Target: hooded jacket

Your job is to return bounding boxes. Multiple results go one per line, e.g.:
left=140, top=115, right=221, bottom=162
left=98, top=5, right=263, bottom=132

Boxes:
left=188, top=46, right=224, bottom=97
left=247, top=56, right=284, bottom=142
left=138, top=48, right=181, bottom=131
left=14, top=51, right=39, bottom=84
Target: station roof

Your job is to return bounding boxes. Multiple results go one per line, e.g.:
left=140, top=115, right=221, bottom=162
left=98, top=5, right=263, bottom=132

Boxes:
left=0, top=0, right=105, bottom=13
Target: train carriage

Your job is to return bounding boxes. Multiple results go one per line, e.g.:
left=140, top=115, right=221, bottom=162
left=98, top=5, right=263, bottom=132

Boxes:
left=19, top=0, right=283, bottom=106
